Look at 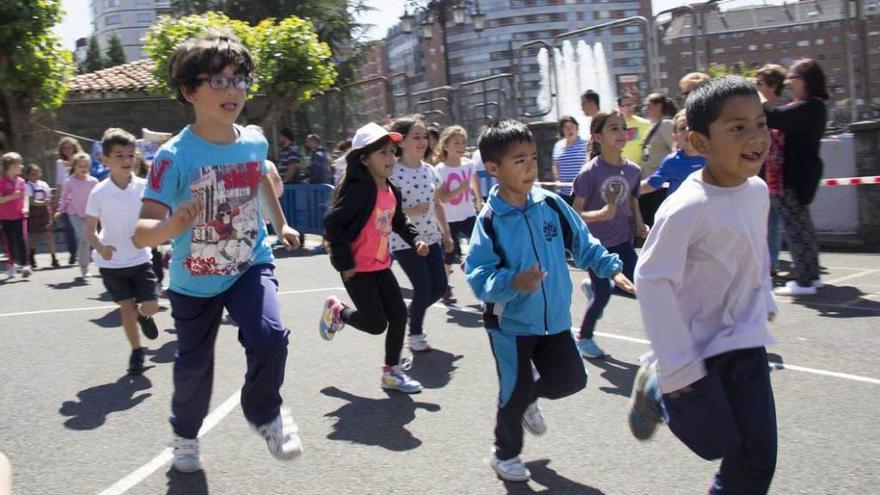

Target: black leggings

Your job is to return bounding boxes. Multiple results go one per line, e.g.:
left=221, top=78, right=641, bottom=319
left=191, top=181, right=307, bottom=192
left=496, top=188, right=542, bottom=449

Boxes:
left=341, top=268, right=408, bottom=367
left=1, top=219, right=27, bottom=266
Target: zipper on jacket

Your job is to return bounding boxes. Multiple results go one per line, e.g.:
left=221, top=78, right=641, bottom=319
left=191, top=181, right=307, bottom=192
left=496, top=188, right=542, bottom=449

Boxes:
left=521, top=211, right=549, bottom=334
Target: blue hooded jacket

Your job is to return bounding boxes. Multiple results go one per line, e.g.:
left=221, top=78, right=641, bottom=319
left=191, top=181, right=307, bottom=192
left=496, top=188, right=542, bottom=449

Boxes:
left=465, top=185, right=622, bottom=336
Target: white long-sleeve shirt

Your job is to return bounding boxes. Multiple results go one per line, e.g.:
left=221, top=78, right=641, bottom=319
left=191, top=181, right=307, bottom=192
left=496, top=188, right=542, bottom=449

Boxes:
left=635, top=172, right=778, bottom=393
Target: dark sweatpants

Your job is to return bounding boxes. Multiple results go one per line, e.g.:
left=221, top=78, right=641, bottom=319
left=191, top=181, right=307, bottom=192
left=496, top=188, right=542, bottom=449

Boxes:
left=168, top=264, right=289, bottom=439
left=394, top=243, right=447, bottom=336
left=663, top=347, right=777, bottom=495
left=1, top=219, right=27, bottom=266
left=488, top=330, right=587, bottom=460
left=580, top=240, right=637, bottom=340
left=340, top=268, right=408, bottom=367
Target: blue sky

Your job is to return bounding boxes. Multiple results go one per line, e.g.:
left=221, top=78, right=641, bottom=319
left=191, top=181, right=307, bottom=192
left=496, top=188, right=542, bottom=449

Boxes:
left=53, top=0, right=785, bottom=51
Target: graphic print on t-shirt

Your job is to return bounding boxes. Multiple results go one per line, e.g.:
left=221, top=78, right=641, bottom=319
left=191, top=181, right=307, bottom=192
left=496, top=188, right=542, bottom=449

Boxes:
left=444, top=168, right=473, bottom=206
left=374, top=206, right=393, bottom=261
left=599, top=175, right=631, bottom=205
left=187, top=161, right=262, bottom=276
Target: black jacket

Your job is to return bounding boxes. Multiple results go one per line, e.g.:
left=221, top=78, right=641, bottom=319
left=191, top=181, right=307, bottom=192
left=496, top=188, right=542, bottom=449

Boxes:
left=764, top=99, right=827, bottom=205
left=324, top=170, right=420, bottom=272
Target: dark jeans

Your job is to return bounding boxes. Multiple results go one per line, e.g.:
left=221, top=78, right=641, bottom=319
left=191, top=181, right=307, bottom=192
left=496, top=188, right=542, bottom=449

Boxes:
left=639, top=188, right=667, bottom=227
left=444, top=216, right=476, bottom=264
left=0, top=218, right=27, bottom=266
left=168, top=264, right=289, bottom=439
left=579, top=240, right=638, bottom=340
left=341, top=268, right=408, bottom=367
left=488, top=330, right=587, bottom=460
left=394, top=243, right=447, bottom=336
left=663, top=347, right=777, bottom=495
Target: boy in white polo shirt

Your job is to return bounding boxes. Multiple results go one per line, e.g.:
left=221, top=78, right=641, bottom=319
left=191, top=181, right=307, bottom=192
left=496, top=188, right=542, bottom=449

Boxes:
left=85, top=128, right=160, bottom=375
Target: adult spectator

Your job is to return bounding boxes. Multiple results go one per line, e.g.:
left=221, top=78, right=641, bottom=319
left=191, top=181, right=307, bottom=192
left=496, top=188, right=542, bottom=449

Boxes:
left=765, top=59, right=829, bottom=296
left=551, top=115, right=588, bottom=202
left=305, top=134, right=332, bottom=184
left=639, top=93, right=678, bottom=225
left=678, top=72, right=711, bottom=102
left=755, top=64, right=789, bottom=276
left=332, top=139, right=351, bottom=185
left=618, top=92, right=652, bottom=165
left=277, top=128, right=302, bottom=183
left=581, top=89, right=600, bottom=117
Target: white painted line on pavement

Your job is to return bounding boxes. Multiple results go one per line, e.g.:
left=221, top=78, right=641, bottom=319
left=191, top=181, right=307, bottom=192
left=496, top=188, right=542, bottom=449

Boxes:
left=0, top=287, right=343, bottom=318
left=822, top=269, right=880, bottom=286
left=97, top=390, right=241, bottom=495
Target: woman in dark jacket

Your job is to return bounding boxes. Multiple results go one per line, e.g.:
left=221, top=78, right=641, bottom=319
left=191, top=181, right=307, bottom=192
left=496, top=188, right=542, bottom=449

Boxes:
left=764, top=59, right=828, bottom=296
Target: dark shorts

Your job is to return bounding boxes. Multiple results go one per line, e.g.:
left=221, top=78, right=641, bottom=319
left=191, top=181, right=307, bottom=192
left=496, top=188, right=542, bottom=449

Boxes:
left=100, top=262, right=158, bottom=303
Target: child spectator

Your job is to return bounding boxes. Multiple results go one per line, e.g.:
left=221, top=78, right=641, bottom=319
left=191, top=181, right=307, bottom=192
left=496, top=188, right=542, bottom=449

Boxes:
left=24, top=164, right=59, bottom=269
left=0, top=152, right=30, bottom=278
left=639, top=110, right=706, bottom=198
left=465, top=119, right=633, bottom=482
left=55, top=152, right=98, bottom=278
left=85, top=128, right=161, bottom=374
left=630, top=77, right=778, bottom=495
left=54, top=137, right=84, bottom=265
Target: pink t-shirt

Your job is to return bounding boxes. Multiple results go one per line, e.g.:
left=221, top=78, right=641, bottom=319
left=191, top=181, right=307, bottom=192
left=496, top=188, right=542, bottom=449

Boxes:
left=0, top=176, right=26, bottom=221
left=351, top=186, right=396, bottom=273
left=59, top=175, right=98, bottom=218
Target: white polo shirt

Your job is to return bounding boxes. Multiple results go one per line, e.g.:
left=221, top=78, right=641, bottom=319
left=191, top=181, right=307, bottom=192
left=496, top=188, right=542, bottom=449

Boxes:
left=85, top=175, right=151, bottom=269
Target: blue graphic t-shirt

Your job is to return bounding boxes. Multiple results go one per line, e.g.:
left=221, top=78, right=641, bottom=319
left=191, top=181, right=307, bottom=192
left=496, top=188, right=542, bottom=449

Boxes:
left=144, top=125, right=271, bottom=297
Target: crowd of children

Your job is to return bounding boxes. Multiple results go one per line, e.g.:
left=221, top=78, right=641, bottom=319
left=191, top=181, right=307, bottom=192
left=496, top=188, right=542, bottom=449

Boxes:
left=3, top=28, right=825, bottom=494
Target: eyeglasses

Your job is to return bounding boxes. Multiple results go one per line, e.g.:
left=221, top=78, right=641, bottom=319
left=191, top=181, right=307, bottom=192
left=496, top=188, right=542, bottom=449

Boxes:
left=196, top=75, right=254, bottom=90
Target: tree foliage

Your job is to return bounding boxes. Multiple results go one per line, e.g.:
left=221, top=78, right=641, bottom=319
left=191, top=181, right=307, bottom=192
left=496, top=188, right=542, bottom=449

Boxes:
left=706, top=62, right=758, bottom=80
left=143, top=11, right=337, bottom=127
left=83, top=35, right=106, bottom=73
left=105, top=34, right=127, bottom=67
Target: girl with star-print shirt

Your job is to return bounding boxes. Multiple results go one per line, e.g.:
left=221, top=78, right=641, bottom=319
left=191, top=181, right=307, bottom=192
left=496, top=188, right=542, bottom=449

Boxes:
left=388, top=116, right=454, bottom=354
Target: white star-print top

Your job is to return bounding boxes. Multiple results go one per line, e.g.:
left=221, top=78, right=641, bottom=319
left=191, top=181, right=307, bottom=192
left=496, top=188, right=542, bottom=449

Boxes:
left=389, top=160, right=443, bottom=252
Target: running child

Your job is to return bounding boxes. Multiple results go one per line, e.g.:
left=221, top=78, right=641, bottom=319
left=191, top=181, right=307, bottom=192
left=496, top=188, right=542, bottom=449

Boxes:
left=0, top=152, right=30, bottom=278
left=571, top=111, right=645, bottom=359
left=639, top=110, right=706, bottom=197
left=465, top=119, right=634, bottom=482
left=433, top=125, right=482, bottom=305
left=85, top=128, right=160, bottom=375
left=629, top=77, right=778, bottom=495
left=321, top=122, right=430, bottom=394
left=55, top=152, right=98, bottom=278
left=133, top=31, right=303, bottom=473
left=388, top=115, right=454, bottom=353
left=54, top=137, right=84, bottom=265
left=24, top=164, right=59, bottom=269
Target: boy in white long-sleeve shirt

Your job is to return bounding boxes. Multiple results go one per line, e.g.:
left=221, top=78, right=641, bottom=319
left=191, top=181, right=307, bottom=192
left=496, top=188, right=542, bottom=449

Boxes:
left=629, top=77, right=779, bottom=495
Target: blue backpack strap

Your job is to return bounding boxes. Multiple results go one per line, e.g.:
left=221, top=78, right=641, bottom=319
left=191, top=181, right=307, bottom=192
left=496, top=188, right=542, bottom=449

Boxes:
left=542, top=196, right=573, bottom=252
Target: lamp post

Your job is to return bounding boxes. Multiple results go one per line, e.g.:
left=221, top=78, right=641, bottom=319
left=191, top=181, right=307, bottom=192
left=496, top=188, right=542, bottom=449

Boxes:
left=400, top=1, right=485, bottom=87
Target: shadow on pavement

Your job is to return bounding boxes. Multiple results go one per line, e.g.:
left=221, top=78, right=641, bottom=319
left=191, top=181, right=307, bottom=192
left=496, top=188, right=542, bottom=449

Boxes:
left=321, top=386, right=440, bottom=451
left=165, top=468, right=209, bottom=495
left=146, top=341, right=177, bottom=364
left=503, top=459, right=606, bottom=494
left=786, top=284, right=880, bottom=318
left=589, top=356, right=638, bottom=398
left=89, top=308, right=121, bottom=328
left=408, top=349, right=463, bottom=389
left=59, top=374, right=152, bottom=430
left=444, top=305, right=483, bottom=328
left=47, top=279, right=89, bottom=290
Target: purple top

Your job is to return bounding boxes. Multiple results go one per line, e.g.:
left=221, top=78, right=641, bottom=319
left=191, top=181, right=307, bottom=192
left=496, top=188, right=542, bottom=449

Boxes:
left=572, top=156, right=641, bottom=247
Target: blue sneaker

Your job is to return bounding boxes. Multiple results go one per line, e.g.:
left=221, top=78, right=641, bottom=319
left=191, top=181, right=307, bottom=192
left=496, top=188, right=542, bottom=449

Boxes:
left=628, top=364, right=662, bottom=440
left=381, top=365, right=422, bottom=394
left=576, top=338, right=605, bottom=359
left=580, top=277, right=593, bottom=304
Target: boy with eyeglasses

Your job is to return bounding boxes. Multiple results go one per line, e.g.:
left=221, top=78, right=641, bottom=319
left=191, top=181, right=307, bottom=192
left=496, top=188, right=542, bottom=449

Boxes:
left=133, top=31, right=303, bottom=473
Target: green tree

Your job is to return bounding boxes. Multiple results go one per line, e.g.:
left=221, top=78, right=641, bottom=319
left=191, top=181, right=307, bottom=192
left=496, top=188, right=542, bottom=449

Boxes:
left=144, top=12, right=337, bottom=128
left=706, top=62, right=758, bottom=80
left=105, top=34, right=127, bottom=67
left=0, top=0, right=75, bottom=155
left=83, top=34, right=105, bottom=73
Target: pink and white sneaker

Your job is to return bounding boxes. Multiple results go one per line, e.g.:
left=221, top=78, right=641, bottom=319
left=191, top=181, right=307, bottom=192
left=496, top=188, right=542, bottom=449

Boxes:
left=319, top=296, right=345, bottom=341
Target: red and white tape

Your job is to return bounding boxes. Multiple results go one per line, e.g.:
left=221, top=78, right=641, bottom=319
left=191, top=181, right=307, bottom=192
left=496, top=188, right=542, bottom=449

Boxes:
left=535, top=176, right=880, bottom=189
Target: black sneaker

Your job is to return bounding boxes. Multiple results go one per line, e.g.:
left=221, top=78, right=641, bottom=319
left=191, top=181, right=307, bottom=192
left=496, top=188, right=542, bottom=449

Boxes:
left=51, top=257, right=60, bottom=268
left=128, top=347, right=145, bottom=375
left=68, top=254, right=76, bottom=265
left=137, top=314, right=159, bottom=340
left=442, top=286, right=457, bottom=305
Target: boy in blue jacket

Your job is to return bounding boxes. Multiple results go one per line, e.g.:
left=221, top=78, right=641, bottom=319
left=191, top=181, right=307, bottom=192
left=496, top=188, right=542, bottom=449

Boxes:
left=465, top=119, right=635, bottom=482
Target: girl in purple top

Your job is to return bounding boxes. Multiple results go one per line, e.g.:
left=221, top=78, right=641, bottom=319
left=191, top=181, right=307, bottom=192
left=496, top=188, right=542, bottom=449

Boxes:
left=571, top=111, right=646, bottom=359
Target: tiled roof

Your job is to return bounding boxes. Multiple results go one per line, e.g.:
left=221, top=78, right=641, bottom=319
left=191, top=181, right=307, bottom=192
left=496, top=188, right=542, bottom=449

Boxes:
left=68, top=59, right=160, bottom=94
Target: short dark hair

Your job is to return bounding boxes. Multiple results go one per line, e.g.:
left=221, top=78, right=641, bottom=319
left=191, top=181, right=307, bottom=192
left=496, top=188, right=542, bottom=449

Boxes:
left=101, top=128, right=136, bottom=156
left=168, top=30, right=255, bottom=106
left=686, top=76, right=759, bottom=137
left=581, top=89, right=599, bottom=107
left=279, top=128, right=294, bottom=141
left=790, top=58, right=829, bottom=100
left=558, top=115, right=579, bottom=138
left=477, top=118, right=533, bottom=165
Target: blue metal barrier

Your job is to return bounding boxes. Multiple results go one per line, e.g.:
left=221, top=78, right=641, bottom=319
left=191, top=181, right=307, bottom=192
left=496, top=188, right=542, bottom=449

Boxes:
left=280, top=184, right=334, bottom=235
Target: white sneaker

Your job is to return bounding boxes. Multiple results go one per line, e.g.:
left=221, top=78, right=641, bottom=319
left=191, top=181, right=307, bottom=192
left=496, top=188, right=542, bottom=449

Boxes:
left=21, top=266, right=31, bottom=278
left=256, top=409, right=303, bottom=461
left=774, top=280, right=817, bottom=296
left=6, top=266, right=14, bottom=279
left=409, top=334, right=432, bottom=352
left=80, top=267, right=91, bottom=279
left=381, top=365, right=423, bottom=393
left=171, top=436, right=201, bottom=473
left=491, top=455, right=531, bottom=482
left=522, top=400, right=547, bottom=436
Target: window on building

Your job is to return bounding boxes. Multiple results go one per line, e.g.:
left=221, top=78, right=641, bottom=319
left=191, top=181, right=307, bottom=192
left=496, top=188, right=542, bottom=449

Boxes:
left=816, top=39, right=825, bottom=45
left=797, top=40, right=810, bottom=47
left=778, top=41, right=790, bottom=49
left=749, top=45, right=757, bottom=51
left=764, top=43, right=773, bottom=50
left=137, top=0, right=152, bottom=5
left=598, top=11, right=610, bottom=19
left=713, top=47, right=724, bottom=54
left=137, top=12, right=152, bottom=23
left=105, top=14, right=121, bottom=26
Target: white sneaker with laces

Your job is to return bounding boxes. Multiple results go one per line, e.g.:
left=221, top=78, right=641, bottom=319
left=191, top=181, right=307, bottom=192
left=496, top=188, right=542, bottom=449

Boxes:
left=21, top=266, right=31, bottom=278
left=381, top=365, right=423, bottom=393
left=171, top=436, right=201, bottom=473
left=256, top=409, right=303, bottom=461
left=491, top=455, right=531, bottom=482
left=409, top=334, right=432, bottom=352
left=774, top=280, right=817, bottom=296
left=522, top=400, right=547, bottom=435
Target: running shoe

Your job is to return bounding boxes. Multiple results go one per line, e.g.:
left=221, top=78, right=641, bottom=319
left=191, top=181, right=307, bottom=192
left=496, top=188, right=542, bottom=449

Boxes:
left=576, top=338, right=605, bottom=359
left=442, top=286, right=457, bottom=305
left=773, top=280, right=817, bottom=296
left=137, top=314, right=159, bottom=340
left=171, top=436, right=201, bottom=473
left=127, top=347, right=145, bottom=375
left=381, top=365, right=423, bottom=393
left=628, top=363, right=662, bottom=441
left=319, top=296, right=345, bottom=341
left=522, top=400, right=547, bottom=436
left=255, top=409, right=303, bottom=461
left=491, top=455, right=530, bottom=482
left=409, top=334, right=432, bottom=352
